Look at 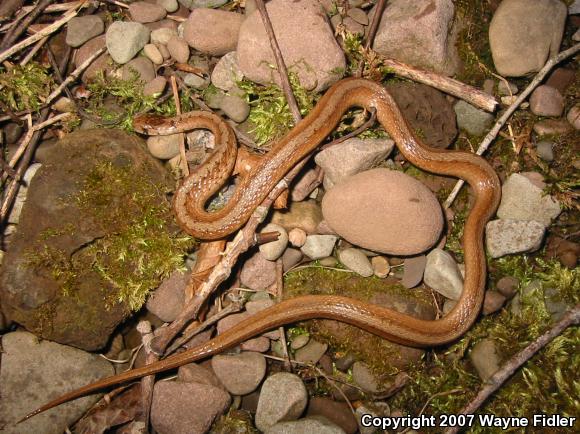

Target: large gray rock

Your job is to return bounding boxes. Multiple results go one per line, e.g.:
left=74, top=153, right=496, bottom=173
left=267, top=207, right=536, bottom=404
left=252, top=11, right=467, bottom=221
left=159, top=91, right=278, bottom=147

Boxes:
left=237, top=0, right=345, bottom=92
left=424, top=248, right=463, bottom=300
left=0, top=331, right=114, bottom=434
left=454, top=100, right=495, bottom=136
left=106, top=21, right=151, bottom=64
left=183, top=9, right=244, bottom=56
left=371, top=0, right=459, bottom=75
left=489, top=0, right=567, bottom=76
left=65, top=15, right=104, bottom=48
left=486, top=219, right=546, bottom=258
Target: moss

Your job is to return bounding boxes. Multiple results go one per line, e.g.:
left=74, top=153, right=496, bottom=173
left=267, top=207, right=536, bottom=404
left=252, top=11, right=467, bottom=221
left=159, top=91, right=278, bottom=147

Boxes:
left=24, top=245, right=77, bottom=296
left=0, top=62, right=55, bottom=111
left=390, top=253, right=580, bottom=431
left=237, top=72, right=317, bottom=146
left=211, top=409, right=258, bottom=434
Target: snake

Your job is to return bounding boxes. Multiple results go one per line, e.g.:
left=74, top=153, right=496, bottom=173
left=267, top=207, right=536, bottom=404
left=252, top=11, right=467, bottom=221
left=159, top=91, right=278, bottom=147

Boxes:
left=21, top=78, right=500, bottom=422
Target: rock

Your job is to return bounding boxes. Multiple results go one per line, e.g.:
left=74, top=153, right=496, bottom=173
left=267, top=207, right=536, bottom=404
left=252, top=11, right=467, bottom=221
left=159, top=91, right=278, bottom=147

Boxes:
left=219, top=94, right=250, bottom=122
left=352, top=361, right=383, bottom=393
left=3, top=122, right=23, bottom=144
left=167, top=36, right=189, bottom=63
left=546, top=68, right=576, bottom=94
left=6, top=163, right=41, bottom=224
left=334, top=353, right=356, bottom=372
left=535, top=140, right=554, bottom=162
left=121, top=56, right=156, bottom=82
left=372, top=0, right=459, bottom=75
left=529, top=85, right=565, bottom=117
left=301, top=234, right=338, bottom=259
left=306, top=397, right=357, bottom=434
left=66, top=15, right=104, bottom=48
left=489, top=0, right=567, bottom=76
left=178, top=362, right=224, bottom=389
left=217, top=312, right=252, bottom=335
left=204, top=86, right=226, bottom=109
left=146, top=270, right=187, bottom=322
left=259, top=223, right=289, bottom=260
left=288, top=228, right=307, bottom=248
left=0, top=331, right=114, bottom=434
left=533, top=119, right=574, bottom=136
left=401, top=254, right=427, bottom=288
left=347, top=7, right=369, bottom=25
left=183, top=9, right=244, bottom=56
left=322, top=169, right=444, bottom=255
left=157, top=0, right=178, bottom=12
left=151, top=27, right=177, bottom=45
left=497, top=80, right=518, bottom=96
left=371, top=256, right=390, bottom=278
left=129, top=1, right=167, bottom=23
left=497, top=173, right=561, bottom=226
left=386, top=82, right=458, bottom=149
left=469, top=338, right=500, bottom=381
left=342, top=16, right=365, bottom=35
left=246, top=298, right=275, bottom=314
left=356, top=402, right=391, bottom=434
left=211, top=352, right=266, bottom=395
left=266, top=418, right=346, bottom=434
left=52, top=96, right=75, bottom=113
left=294, top=339, right=328, bottom=364
left=143, top=76, right=167, bottom=96
left=106, top=21, right=151, bottom=64
left=314, top=137, right=394, bottom=189
left=151, top=381, right=230, bottom=434
left=211, top=51, right=244, bottom=92
left=0, top=130, right=174, bottom=350
left=143, top=43, right=163, bottom=64
left=240, top=251, right=277, bottom=290
left=290, top=333, right=310, bottom=350
left=183, top=72, right=210, bottom=89
left=424, top=249, right=463, bottom=300
left=482, top=290, right=506, bottom=315
left=486, top=219, right=546, bottom=258
left=281, top=247, right=303, bottom=272
left=543, top=286, right=569, bottom=321
left=272, top=200, right=323, bottom=234
left=496, top=276, right=519, bottom=298
left=454, top=100, right=495, bottom=136
left=337, top=248, right=373, bottom=277
left=147, top=134, right=180, bottom=159
left=255, top=373, right=308, bottom=432
left=75, top=35, right=112, bottom=83
left=567, top=104, right=580, bottom=130
left=238, top=0, right=345, bottom=92
left=290, top=167, right=319, bottom=202
left=191, top=0, right=229, bottom=6
left=546, top=236, right=580, bottom=269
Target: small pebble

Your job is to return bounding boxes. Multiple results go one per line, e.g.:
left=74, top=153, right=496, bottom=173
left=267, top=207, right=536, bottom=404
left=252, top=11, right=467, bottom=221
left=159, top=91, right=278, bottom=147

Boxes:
left=281, top=247, right=303, bottom=272
left=533, top=119, right=573, bottom=136
left=529, top=85, right=565, bottom=117
left=319, top=256, right=338, bottom=267
left=167, top=36, right=189, bottom=63
left=120, top=56, right=155, bottom=82
left=151, top=27, right=177, bottom=45
left=535, top=141, right=554, bottom=162
left=288, top=228, right=307, bottom=247
left=338, top=248, right=373, bottom=277
left=301, top=235, right=338, bottom=260
left=424, top=249, right=463, bottom=300
left=147, top=134, right=180, bottom=159
left=157, top=0, right=178, bottom=13
left=496, top=276, right=519, bottom=299
left=259, top=223, right=288, bottom=261
left=143, top=43, right=163, bottom=64
left=294, top=339, right=328, bottom=364
left=402, top=254, right=427, bottom=289
left=66, top=15, right=104, bottom=48
left=106, top=21, right=151, bottom=64
left=567, top=104, right=580, bottom=130
left=482, top=290, right=506, bottom=315
left=497, top=80, right=518, bottom=96
left=347, top=7, right=369, bottom=25
left=469, top=339, right=500, bottom=381
left=143, top=76, right=167, bottom=97
left=290, top=334, right=310, bottom=350
left=219, top=94, right=250, bottom=123
left=183, top=72, right=209, bottom=89
left=371, top=256, right=390, bottom=278
left=129, top=1, right=167, bottom=23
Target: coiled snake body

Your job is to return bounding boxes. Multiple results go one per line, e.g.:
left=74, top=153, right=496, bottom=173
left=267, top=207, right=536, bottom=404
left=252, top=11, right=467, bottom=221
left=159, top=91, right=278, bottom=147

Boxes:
left=23, top=78, right=500, bottom=420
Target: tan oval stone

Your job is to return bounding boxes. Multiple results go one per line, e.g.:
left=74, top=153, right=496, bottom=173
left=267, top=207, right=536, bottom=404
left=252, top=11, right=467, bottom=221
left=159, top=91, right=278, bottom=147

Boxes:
left=321, top=168, right=443, bottom=255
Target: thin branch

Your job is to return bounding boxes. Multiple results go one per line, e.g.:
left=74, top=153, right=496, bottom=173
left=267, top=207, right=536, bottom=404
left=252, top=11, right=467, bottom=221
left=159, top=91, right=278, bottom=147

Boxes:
left=275, top=259, right=292, bottom=371
left=136, top=321, right=156, bottom=431
left=19, top=35, right=48, bottom=66
left=254, top=0, right=301, bottom=123
left=444, top=304, right=580, bottom=434
left=0, top=0, right=54, bottom=51
left=355, top=0, right=386, bottom=78
left=0, top=5, right=81, bottom=63
left=170, top=75, right=189, bottom=176
left=443, top=43, right=580, bottom=209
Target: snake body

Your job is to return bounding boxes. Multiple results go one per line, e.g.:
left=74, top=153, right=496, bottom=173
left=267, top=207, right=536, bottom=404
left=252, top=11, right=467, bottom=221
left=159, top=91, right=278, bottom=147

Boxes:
left=23, top=78, right=500, bottom=421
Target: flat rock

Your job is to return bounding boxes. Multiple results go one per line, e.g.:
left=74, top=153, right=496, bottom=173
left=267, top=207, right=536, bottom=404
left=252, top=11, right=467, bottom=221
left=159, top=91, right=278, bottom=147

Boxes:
left=424, top=248, right=463, bottom=300
left=259, top=223, right=289, bottom=261
left=151, top=381, right=230, bottom=434
left=0, top=331, right=114, bottom=434
left=0, top=130, right=173, bottom=350
left=454, top=100, right=495, bottom=136
left=146, top=270, right=188, bottom=322
left=294, top=339, right=328, bottom=364
left=533, top=119, right=574, bottom=136
left=486, top=219, right=545, bottom=258
left=322, top=169, right=443, bottom=255
left=240, top=251, right=277, bottom=290
left=75, top=35, right=113, bottom=83
left=211, top=51, right=244, bottom=92
left=489, top=0, right=567, bottom=76
left=314, top=137, right=394, bottom=190
left=106, top=21, right=151, bottom=64
left=301, top=235, right=337, bottom=260
left=129, top=1, right=167, bottom=23
left=120, top=56, right=155, bottom=82
left=178, top=362, right=224, bottom=389
left=211, top=352, right=266, bottom=395
left=238, top=0, right=345, bottom=92
left=337, top=248, right=373, bottom=277
left=402, top=254, right=427, bottom=288
left=469, top=338, right=500, bottom=381
left=529, top=85, right=565, bottom=117
left=255, top=373, right=308, bottom=432
left=371, top=0, right=460, bottom=75
left=167, top=36, right=190, bottom=63
left=66, top=15, right=104, bottom=48
left=183, top=9, right=244, bottom=55
left=497, top=173, right=561, bottom=226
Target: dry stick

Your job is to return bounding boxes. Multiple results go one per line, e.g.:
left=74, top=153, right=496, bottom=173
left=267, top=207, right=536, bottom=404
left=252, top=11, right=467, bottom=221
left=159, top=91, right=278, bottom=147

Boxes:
left=444, top=304, right=580, bottom=434
left=19, top=0, right=89, bottom=14
left=136, top=321, right=157, bottom=431
left=19, top=35, right=48, bottom=66
left=275, top=259, right=292, bottom=371
left=0, top=0, right=54, bottom=51
left=0, top=5, right=81, bottom=63
left=381, top=57, right=497, bottom=112
left=254, top=0, right=302, bottom=122
left=443, top=42, right=580, bottom=209
left=355, top=0, right=387, bottom=78
left=170, top=75, right=189, bottom=176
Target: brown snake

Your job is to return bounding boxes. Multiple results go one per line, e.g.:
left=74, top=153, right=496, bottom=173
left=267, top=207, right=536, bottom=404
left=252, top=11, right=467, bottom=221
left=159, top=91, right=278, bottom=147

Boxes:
left=22, top=78, right=500, bottom=421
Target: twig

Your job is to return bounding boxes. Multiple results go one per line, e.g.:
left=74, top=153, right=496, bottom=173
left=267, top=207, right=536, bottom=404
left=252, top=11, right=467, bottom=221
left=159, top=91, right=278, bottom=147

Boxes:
left=0, top=0, right=54, bottom=51
left=137, top=321, right=156, bottom=431
left=381, top=57, right=498, bottom=112
left=444, top=304, right=580, bottom=434
left=254, top=0, right=301, bottom=123
left=443, top=43, right=580, bottom=209
left=19, top=0, right=88, bottom=15
left=170, top=75, right=189, bottom=176
left=355, top=0, right=386, bottom=78
left=19, top=36, right=48, bottom=66
left=275, top=259, right=292, bottom=371
left=0, top=5, right=81, bottom=63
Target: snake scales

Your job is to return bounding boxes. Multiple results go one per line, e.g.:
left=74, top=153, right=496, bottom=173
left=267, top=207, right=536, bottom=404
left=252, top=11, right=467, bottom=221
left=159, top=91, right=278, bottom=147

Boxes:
left=22, top=78, right=500, bottom=421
